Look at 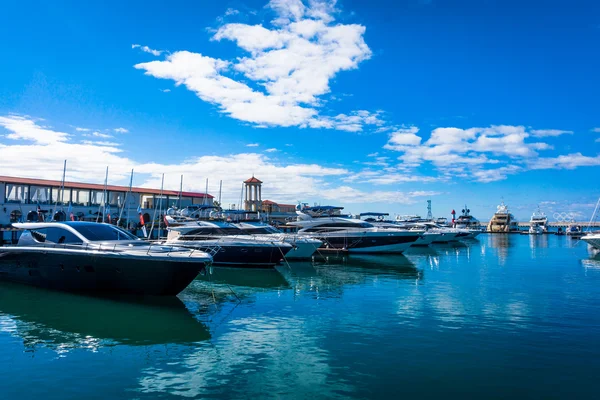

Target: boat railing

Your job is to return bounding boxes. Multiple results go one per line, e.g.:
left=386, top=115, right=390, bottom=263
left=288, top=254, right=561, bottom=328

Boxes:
left=17, top=241, right=214, bottom=258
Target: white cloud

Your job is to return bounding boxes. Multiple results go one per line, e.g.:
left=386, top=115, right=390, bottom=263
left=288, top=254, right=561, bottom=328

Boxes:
left=135, top=0, right=376, bottom=132
left=264, top=148, right=278, bottom=152
left=246, top=143, right=260, bottom=147
left=593, top=128, right=600, bottom=133
left=380, top=124, right=595, bottom=183
left=530, top=129, right=573, bottom=137
left=160, top=89, right=171, bottom=93
left=131, top=44, right=162, bottom=56
left=529, top=153, right=600, bottom=170
left=114, top=127, right=129, bottom=133
left=0, top=115, right=69, bottom=144
left=81, top=140, right=121, bottom=147
left=0, top=115, right=430, bottom=207
left=383, top=127, right=421, bottom=150
left=85, top=131, right=113, bottom=139
left=224, top=8, right=239, bottom=16
left=75, top=127, right=90, bottom=132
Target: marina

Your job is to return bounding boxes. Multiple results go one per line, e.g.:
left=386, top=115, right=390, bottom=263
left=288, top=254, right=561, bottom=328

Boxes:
left=1, top=234, right=599, bottom=398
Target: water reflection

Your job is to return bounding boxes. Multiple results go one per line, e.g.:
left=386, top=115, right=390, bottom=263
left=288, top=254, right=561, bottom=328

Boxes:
left=137, top=315, right=355, bottom=399
left=278, top=256, right=421, bottom=300
left=196, top=267, right=289, bottom=289
left=487, top=234, right=511, bottom=265
left=0, top=282, right=210, bottom=353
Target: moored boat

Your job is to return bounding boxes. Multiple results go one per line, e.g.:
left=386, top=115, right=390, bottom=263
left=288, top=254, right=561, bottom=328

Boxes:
left=0, top=222, right=212, bottom=296
left=529, top=207, right=548, bottom=234
left=165, top=220, right=292, bottom=268
left=487, top=201, right=519, bottom=233
left=288, top=206, right=421, bottom=254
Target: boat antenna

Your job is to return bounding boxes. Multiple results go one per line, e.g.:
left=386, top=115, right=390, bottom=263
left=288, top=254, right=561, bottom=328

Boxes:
left=148, top=173, right=164, bottom=240
left=178, top=174, right=183, bottom=209
left=118, top=169, right=134, bottom=228
left=97, top=166, right=108, bottom=223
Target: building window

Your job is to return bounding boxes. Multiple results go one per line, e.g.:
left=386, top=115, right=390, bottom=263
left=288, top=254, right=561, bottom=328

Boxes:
left=51, top=188, right=71, bottom=205
left=108, top=191, right=123, bottom=207
left=5, top=184, right=29, bottom=203
left=29, top=185, right=52, bottom=204
left=72, top=189, right=90, bottom=206
left=90, top=190, right=106, bottom=206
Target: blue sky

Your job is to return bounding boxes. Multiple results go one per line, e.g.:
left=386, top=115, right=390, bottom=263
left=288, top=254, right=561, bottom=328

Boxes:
left=1, top=0, right=599, bottom=221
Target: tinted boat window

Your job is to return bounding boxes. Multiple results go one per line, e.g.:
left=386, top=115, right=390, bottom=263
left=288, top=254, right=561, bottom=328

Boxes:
left=29, top=227, right=83, bottom=244
left=71, top=224, right=139, bottom=241
left=183, top=227, right=246, bottom=236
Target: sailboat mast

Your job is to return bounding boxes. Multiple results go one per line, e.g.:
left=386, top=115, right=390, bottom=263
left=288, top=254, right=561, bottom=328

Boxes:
left=149, top=174, right=164, bottom=239
left=178, top=175, right=183, bottom=209
left=97, top=167, right=108, bottom=223
left=118, top=169, right=134, bottom=227
left=218, top=180, right=222, bottom=208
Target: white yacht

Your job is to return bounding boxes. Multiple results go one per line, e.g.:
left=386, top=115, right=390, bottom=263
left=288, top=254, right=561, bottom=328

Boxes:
left=487, top=201, right=519, bottom=233
left=234, top=221, right=322, bottom=259
left=453, top=206, right=483, bottom=239
left=165, top=220, right=293, bottom=268
left=288, top=207, right=422, bottom=254
left=529, top=207, right=548, bottom=235
left=359, top=213, right=442, bottom=246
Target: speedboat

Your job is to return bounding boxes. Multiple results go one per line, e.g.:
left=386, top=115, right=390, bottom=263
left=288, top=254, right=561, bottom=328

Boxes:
left=165, top=220, right=292, bottom=268
left=0, top=222, right=212, bottom=296
left=528, top=207, right=548, bottom=234
left=234, top=221, right=322, bottom=259
left=487, top=201, right=519, bottom=233
left=288, top=206, right=421, bottom=254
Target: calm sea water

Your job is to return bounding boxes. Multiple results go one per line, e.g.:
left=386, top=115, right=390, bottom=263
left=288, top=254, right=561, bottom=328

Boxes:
left=1, top=234, right=600, bottom=399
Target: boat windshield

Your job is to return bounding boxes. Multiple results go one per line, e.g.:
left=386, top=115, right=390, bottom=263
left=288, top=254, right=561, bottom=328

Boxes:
left=71, top=224, right=139, bottom=242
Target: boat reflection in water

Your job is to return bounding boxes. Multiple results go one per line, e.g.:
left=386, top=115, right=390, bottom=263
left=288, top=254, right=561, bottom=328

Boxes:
left=0, top=282, right=210, bottom=351
left=196, top=267, right=290, bottom=290
left=279, top=255, right=421, bottom=299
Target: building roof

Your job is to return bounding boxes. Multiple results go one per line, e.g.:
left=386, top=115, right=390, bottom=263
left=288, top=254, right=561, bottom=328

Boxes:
left=244, top=176, right=262, bottom=184
left=262, top=199, right=296, bottom=208
left=0, top=175, right=213, bottom=199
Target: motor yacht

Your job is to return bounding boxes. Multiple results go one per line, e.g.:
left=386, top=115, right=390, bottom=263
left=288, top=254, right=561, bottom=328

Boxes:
left=453, top=206, right=483, bottom=238
left=165, top=220, right=292, bottom=268
left=396, top=221, right=462, bottom=243
left=0, top=222, right=212, bottom=295
left=359, top=213, right=436, bottom=246
left=234, top=221, right=322, bottom=259
left=487, top=201, right=519, bottom=233
left=288, top=207, right=421, bottom=254
left=529, top=207, right=548, bottom=235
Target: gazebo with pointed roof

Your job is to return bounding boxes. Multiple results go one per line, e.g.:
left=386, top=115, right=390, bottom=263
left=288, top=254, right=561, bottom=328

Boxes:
left=243, top=175, right=263, bottom=212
